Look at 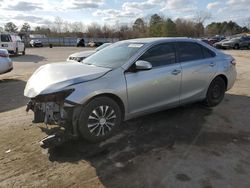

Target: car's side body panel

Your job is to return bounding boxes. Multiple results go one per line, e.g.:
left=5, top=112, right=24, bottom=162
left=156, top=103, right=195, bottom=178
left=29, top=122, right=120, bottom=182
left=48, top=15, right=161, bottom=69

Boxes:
left=179, top=57, right=218, bottom=104
left=125, top=63, right=182, bottom=114
left=65, top=68, right=129, bottom=115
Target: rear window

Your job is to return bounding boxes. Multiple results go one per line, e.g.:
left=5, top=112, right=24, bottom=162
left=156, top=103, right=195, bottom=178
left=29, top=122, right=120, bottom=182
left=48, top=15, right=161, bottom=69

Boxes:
left=202, top=46, right=216, bottom=58
left=177, top=42, right=203, bottom=62
left=1, top=34, right=11, bottom=42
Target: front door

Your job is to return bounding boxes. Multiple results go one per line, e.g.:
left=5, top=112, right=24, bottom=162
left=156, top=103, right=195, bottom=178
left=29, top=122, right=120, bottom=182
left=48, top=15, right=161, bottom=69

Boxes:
left=125, top=43, right=182, bottom=114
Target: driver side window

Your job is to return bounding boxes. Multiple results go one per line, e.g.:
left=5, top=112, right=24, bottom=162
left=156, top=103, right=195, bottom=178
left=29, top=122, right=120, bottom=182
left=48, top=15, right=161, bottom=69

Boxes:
left=139, top=43, right=176, bottom=67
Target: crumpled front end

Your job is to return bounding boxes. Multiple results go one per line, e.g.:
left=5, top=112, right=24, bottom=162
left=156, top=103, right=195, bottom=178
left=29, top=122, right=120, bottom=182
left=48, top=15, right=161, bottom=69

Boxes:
left=26, top=89, right=75, bottom=126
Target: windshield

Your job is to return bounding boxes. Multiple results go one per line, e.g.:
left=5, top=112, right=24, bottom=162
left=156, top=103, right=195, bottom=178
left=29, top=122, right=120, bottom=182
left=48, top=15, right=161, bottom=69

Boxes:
left=82, top=42, right=144, bottom=69
left=95, top=43, right=111, bottom=51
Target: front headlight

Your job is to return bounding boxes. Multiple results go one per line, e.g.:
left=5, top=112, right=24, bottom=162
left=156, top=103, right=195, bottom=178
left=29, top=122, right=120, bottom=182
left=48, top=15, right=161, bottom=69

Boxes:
left=76, top=57, right=85, bottom=62
left=34, top=89, right=75, bottom=102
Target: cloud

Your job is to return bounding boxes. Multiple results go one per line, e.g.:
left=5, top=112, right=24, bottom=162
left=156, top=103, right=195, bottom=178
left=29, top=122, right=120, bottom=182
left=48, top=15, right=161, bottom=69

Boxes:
left=122, top=1, right=157, bottom=11
left=62, top=0, right=104, bottom=10
left=227, top=0, right=250, bottom=6
left=226, top=0, right=250, bottom=11
left=161, top=0, right=196, bottom=13
left=207, top=2, right=220, bottom=10
left=13, top=15, right=52, bottom=25
left=6, top=1, right=43, bottom=11
left=93, top=8, right=138, bottom=22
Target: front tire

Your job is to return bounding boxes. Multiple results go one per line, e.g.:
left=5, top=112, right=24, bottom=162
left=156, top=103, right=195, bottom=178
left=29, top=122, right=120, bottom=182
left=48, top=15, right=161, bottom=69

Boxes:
left=204, top=77, right=226, bottom=107
left=78, top=97, right=122, bottom=142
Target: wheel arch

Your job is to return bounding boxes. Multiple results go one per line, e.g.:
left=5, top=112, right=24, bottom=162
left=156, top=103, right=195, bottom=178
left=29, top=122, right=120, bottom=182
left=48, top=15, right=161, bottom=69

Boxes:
left=85, top=93, right=125, bottom=120
left=214, top=74, right=228, bottom=89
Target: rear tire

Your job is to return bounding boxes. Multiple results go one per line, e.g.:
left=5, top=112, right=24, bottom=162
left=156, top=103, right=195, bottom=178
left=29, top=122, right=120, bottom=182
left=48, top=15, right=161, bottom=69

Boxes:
left=204, top=77, right=226, bottom=107
left=15, top=48, right=18, bottom=56
left=77, top=97, right=122, bottom=142
left=234, top=44, right=240, bottom=50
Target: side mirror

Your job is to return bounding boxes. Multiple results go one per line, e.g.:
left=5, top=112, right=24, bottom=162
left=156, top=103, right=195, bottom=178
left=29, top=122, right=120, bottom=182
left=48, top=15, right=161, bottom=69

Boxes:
left=135, top=60, right=152, bottom=71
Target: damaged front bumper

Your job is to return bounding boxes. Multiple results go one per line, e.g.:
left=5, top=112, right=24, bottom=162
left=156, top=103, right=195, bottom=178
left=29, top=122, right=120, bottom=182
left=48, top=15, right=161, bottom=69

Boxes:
left=25, top=89, right=81, bottom=146
left=26, top=100, right=69, bottom=125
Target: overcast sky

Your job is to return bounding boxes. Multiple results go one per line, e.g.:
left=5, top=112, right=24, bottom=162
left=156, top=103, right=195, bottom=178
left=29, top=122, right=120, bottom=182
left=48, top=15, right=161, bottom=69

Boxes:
left=0, top=0, right=249, bottom=28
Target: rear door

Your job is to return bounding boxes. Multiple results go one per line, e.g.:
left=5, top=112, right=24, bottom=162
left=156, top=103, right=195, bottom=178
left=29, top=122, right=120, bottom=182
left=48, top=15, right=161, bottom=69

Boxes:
left=176, top=42, right=216, bottom=104
left=125, top=43, right=182, bottom=114
left=15, top=36, right=24, bottom=52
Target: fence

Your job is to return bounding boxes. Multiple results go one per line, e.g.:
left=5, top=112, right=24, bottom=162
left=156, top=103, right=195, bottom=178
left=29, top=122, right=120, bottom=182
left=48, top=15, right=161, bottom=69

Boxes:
left=24, top=37, right=119, bottom=47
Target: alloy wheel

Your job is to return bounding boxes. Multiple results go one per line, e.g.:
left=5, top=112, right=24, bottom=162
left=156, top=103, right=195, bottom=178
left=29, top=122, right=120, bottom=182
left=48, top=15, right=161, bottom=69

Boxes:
left=87, top=105, right=117, bottom=136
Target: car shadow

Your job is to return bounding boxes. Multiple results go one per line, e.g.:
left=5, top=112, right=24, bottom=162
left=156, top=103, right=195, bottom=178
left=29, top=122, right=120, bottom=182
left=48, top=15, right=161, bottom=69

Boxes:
left=11, top=54, right=47, bottom=63
left=45, top=93, right=250, bottom=187
left=0, top=79, right=28, bottom=113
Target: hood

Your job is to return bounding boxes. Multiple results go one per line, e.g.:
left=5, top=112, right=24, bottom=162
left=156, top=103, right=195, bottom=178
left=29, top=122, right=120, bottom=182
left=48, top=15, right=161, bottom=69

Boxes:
left=69, top=50, right=95, bottom=58
left=24, top=62, right=111, bottom=98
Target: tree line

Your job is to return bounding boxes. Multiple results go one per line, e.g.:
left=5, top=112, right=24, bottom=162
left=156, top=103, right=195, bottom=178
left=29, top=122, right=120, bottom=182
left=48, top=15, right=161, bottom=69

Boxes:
left=0, top=14, right=249, bottom=39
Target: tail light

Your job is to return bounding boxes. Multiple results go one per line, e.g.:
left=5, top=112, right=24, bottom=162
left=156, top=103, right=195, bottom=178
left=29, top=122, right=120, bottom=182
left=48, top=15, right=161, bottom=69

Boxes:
left=231, top=59, right=236, bottom=65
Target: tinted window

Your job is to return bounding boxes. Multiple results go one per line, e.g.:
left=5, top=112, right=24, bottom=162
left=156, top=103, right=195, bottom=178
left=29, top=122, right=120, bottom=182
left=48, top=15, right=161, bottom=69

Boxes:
left=177, top=42, right=203, bottom=62
left=202, top=46, right=215, bottom=58
left=139, top=43, right=176, bottom=67
left=1, top=34, right=11, bottom=42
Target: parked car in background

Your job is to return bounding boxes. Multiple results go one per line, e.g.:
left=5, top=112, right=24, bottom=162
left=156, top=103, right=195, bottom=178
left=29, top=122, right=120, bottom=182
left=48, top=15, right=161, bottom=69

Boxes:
left=220, top=36, right=250, bottom=49
left=213, top=38, right=231, bottom=49
left=25, top=38, right=236, bottom=142
left=0, top=33, right=25, bottom=55
left=67, top=43, right=111, bottom=62
left=200, top=39, right=213, bottom=46
left=208, top=35, right=226, bottom=45
left=0, top=49, right=13, bottom=74
left=76, top=38, right=85, bottom=47
left=30, top=40, right=43, bottom=47
left=88, top=41, right=95, bottom=47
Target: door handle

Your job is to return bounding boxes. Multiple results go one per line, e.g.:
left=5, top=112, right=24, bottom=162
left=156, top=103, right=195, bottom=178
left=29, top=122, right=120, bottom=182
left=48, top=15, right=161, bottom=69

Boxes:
left=171, top=69, right=181, bottom=75
left=209, top=62, right=216, bottom=67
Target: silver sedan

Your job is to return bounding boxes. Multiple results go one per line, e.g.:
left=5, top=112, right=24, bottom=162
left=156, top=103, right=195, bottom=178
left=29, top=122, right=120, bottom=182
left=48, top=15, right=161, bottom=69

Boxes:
left=0, top=49, right=13, bottom=75
left=24, top=38, right=237, bottom=142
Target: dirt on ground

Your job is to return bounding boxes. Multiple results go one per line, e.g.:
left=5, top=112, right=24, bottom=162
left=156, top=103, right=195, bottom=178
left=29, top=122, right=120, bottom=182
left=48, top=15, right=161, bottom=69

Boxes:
left=0, top=47, right=250, bottom=188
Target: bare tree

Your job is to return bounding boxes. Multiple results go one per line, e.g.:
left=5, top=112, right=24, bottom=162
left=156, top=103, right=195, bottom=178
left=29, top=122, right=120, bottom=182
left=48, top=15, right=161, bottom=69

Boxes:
left=54, top=16, right=64, bottom=33
left=87, top=23, right=102, bottom=38
left=194, top=11, right=212, bottom=24
left=63, top=21, right=70, bottom=33
left=243, top=17, right=250, bottom=30
left=71, top=22, right=85, bottom=33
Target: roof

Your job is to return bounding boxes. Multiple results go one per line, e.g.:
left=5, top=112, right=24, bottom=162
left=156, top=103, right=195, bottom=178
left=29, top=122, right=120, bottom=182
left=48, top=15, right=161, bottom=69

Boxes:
left=122, top=37, right=195, bottom=44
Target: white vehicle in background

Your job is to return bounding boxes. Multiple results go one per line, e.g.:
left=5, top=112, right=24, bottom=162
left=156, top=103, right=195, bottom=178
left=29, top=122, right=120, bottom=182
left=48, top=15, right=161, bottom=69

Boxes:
left=67, top=43, right=111, bottom=62
left=0, top=33, right=25, bottom=55
left=29, top=39, right=43, bottom=47
left=0, top=49, right=13, bottom=74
